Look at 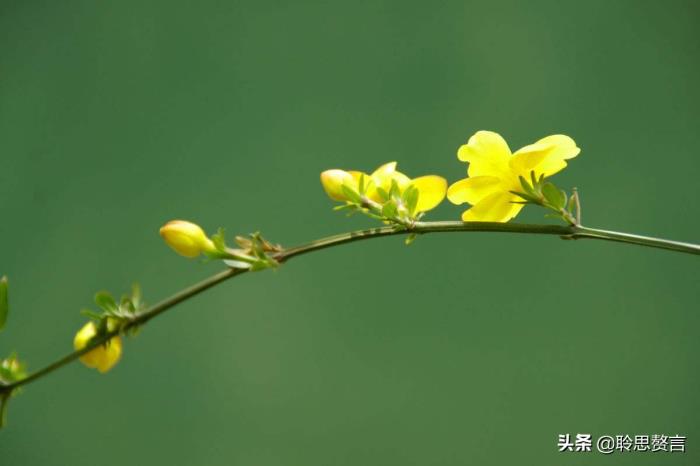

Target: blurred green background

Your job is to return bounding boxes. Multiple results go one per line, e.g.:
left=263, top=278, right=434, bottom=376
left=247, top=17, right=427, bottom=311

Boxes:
left=1, top=1, right=698, bottom=464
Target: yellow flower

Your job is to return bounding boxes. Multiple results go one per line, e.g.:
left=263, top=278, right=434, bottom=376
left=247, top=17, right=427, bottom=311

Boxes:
left=159, top=220, right=216, bottom=258
left=447, top=131, right=580, bottom=222
left=320, top=162, right=447, bottom=214
left=73, top=321, right=122, bottom=373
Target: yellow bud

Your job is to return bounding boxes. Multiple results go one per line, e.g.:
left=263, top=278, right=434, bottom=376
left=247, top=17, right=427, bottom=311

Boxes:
left=73, top=321, right=122, bottom=373
left=159, top=220, right=216, bottom=258
left=320, top=169, right=356, bottom=202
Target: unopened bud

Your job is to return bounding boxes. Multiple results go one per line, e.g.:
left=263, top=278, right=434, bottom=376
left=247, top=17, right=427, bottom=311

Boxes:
left=73, top=321, right=122, bottom=373
left=159, top=220, right=216, bottom=258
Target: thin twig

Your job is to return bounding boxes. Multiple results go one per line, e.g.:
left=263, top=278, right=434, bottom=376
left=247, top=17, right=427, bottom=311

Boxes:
left=2, top=220, right=697, bottom=395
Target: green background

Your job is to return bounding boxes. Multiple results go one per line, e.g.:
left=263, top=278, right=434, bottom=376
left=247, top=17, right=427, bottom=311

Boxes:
left=1, top=1, right=698, bottom=464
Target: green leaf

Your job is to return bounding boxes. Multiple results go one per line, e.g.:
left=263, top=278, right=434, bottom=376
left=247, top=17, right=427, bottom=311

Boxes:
left=403, top=185, right=419, bottom=215
left=212, top=228, right=227, bottom=252
left=358, top=174, right=366, bottom=195
left=542, top=182, right=566, bottom=209
left=509, top=190, right=539, bottom=204
left=80, top=308, right=103, bottom=320
left=0, top=276, right=8, bottom=331
left=340, top=185, right=362, bottom=204
left=120, top=296, right=135, bottom=313
left=389, top=179, right=400, bottom=199
left=405, top=233, right=418, bottom=245
left=530, top=171, right=538, bottom=190
left=94, top=291, right=117, bottom=312
left=131, top=283, right=142, bottom=310
left=518, top=176, right=537, bottom=197
left=382, top=200, right=398, bottom=219
left=0, top=366, right=12, bottom=383
left=364, top=212, right=385, bottom=220
left=375, top=187, right=390, bottom=202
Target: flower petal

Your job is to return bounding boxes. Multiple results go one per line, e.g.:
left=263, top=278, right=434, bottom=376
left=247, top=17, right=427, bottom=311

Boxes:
left=457, top=131, right=512, bottom=178
left=371, top=161, right=397, bottom=178
left=368, top=162, right=410, bottom=202
left=447, top=176, right=501, bottom=205
left=537, top=135, right=580, bottom=160
left=411, top=175, right=447, bottom=212
left=509, top=143, right=550, bottom=173
left=512, top=134, right=579, bottom=177
left=96, top=337, right=122, bottom=373
left=461, top=191, right=524, bottom=222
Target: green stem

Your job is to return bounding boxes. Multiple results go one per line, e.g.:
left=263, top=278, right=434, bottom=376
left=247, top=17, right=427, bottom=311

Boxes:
left=572, top=225, right=700, bottom=254
left=0, top=392, right=10, bottom=428
left=2, top=221, right=697, bottom=395
left=2, top=268, right=245, bottom=392
left=279, top=221, right=574, bottom=260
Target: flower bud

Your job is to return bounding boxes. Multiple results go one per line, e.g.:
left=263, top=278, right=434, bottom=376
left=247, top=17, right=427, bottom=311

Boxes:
left=73, top=321, right=122, bottom=373
left=159, top=220, right=216, bottom=258
left=320, top=169, right=356, bottom=202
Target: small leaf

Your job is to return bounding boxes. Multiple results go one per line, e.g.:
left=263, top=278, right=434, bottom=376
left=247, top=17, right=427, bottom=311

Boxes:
left=80, top=308, right=103, bottom=320
left=518, top=177, right=537, bottom=197
left=0, top=276, right=8, bottom=331
left=120, top=296, right=135, bottom=313
left=542, top=182, right=566, bottom=209
left=364, top=212, right=385, bottom=220
left=94, top=291, right=117, bottom=312
left=212, top=228, right=227, bottom=252
left=0, top=365, right=12, bottom=383
left=223, top=259, right=252, bottom=269
left=234, top=235, right=252, bottom=248
left=382, top=201, right=398, bottom=219
left=403, top=186, right=419, bottom=215
left=376, top=187, right=390, bottom=202
left=131, top=283, right=142, bottom=310
left=389, top=179, right=400, bottom=199
left=530, top=171, right=538, bottom=190
left=340, top=185, right=362, bottom=204
left=358, top=174, right=366, bottom=195
left=405, top=233, right=418, bottom=245
left=509, top=190, right=539, bottom=204
left=333, top=204, right=354, bottom=212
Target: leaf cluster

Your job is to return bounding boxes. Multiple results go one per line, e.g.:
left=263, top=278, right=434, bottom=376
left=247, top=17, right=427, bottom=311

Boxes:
left=511, top=171, right=580, bottom=225
left=81, top=284, right=144, bottom=337
left=213, top=229, right=280, bottom=271
left=0, top=353, right=26, bottom=386
left=335, top=175, right=421, bottom=229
